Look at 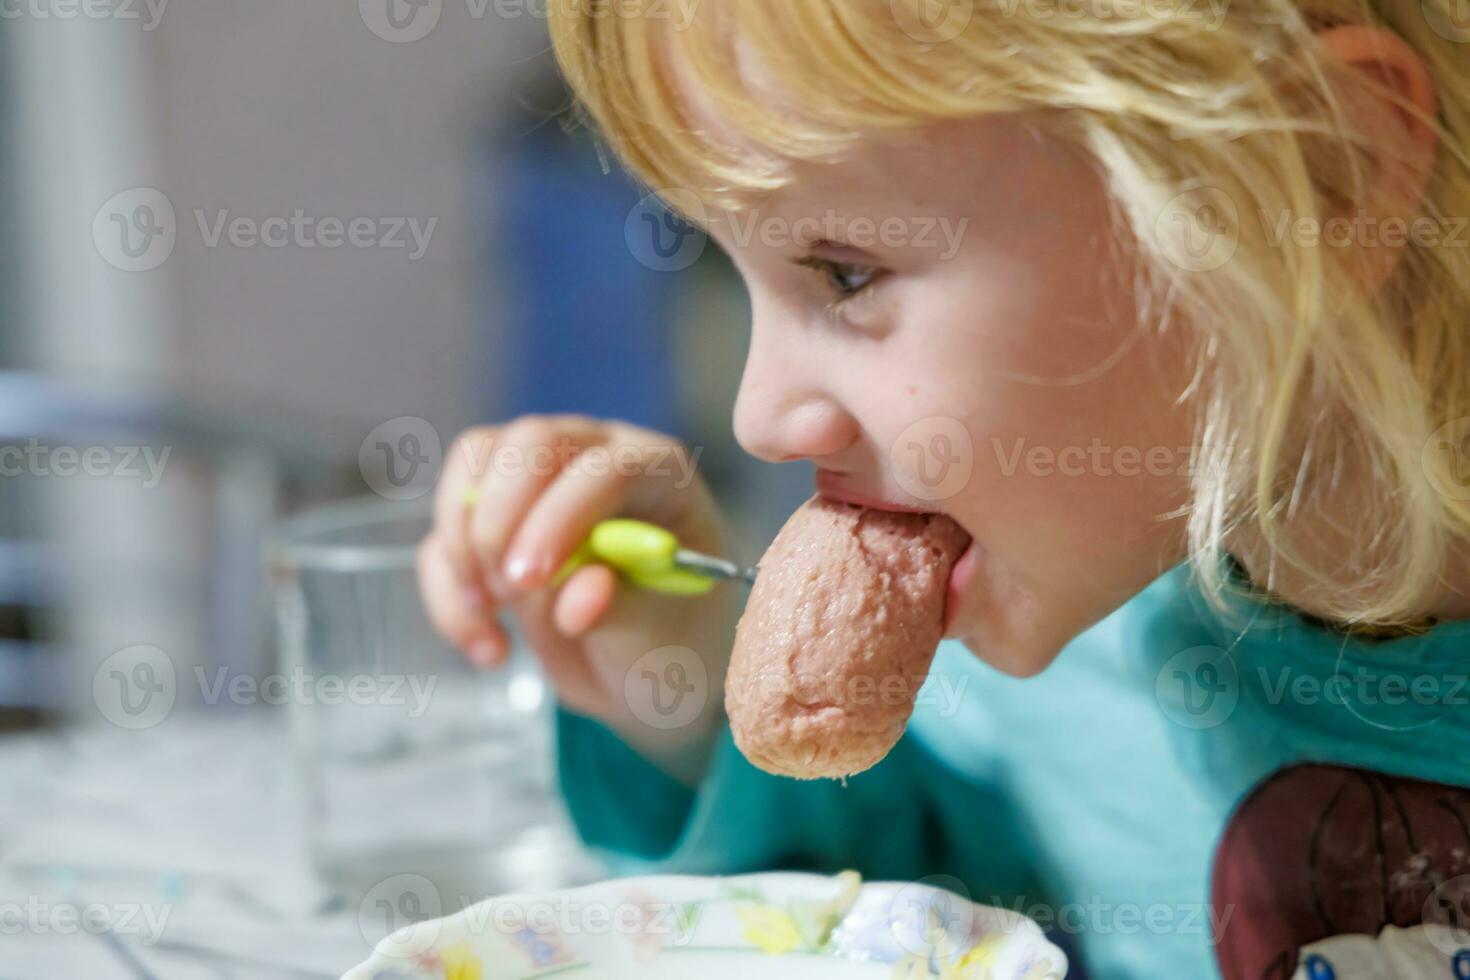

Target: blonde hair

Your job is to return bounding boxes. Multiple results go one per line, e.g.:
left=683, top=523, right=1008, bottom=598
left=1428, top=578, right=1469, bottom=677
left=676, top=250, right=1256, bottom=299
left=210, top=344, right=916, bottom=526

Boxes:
left=548, top=0, right=1470, bottom=628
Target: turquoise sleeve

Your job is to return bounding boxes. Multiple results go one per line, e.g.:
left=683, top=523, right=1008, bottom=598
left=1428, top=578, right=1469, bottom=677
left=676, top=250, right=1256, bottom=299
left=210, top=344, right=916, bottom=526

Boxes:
left=554, top=707, right=939, bottom=880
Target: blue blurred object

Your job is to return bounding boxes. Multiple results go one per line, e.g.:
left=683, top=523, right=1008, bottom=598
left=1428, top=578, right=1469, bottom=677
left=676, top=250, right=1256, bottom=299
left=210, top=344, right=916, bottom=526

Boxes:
left=482, top=116, right=686, bottom=436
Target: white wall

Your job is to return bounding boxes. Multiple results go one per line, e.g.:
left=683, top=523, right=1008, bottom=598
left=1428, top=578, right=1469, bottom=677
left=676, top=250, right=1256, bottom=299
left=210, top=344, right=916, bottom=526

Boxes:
left=151, top=0, right=550, bottom=448
left=3, top=1, right=554, bottom=717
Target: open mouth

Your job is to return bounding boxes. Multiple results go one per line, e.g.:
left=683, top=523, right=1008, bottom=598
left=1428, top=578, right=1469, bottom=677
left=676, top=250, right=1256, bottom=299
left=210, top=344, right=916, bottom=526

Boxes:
left=814, top=469, right=978, bottom=636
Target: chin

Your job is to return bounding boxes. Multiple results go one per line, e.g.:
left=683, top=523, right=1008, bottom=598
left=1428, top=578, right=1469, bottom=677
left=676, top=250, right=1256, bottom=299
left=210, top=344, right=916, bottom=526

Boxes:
left=954, top=631, right=1065, bottom=679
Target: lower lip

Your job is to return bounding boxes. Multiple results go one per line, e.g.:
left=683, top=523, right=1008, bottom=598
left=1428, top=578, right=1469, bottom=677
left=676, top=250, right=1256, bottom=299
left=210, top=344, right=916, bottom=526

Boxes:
left=813, top=475, right=931, bottom=514
left=945, top=541, right=978, bottom=636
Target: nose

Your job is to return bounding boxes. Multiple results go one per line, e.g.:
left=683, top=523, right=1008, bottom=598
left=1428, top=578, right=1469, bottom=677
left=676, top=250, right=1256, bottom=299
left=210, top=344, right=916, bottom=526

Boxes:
left=732, top=306, right=859, bottom=464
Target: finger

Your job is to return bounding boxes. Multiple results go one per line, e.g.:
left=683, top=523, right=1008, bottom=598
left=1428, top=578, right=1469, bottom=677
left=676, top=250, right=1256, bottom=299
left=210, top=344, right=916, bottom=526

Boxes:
left=417, top=535, right=510, bottom=666
left=467, top=418, right=604, bottom=593
left=552, top=563, right=619, bottom=637
left=434, top=426, right=498, bottom=588
left=503, top=444, right=637, bottom=592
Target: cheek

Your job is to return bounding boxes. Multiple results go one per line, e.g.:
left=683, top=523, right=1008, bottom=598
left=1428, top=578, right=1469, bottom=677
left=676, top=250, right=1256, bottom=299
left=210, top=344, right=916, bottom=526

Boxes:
left=976, top=384, right=1188, bottom=542
left=890, top=267, right=1191, bottom=556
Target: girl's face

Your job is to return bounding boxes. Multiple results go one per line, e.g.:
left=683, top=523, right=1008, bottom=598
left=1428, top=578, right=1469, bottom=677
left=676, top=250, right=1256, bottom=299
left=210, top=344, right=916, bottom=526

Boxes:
left=707, top=115, right=1199, bottom=675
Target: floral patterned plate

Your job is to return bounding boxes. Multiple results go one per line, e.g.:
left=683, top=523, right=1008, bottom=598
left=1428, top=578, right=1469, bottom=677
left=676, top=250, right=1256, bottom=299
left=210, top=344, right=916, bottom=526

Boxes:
left=341, top=870, right=1067, bottom=980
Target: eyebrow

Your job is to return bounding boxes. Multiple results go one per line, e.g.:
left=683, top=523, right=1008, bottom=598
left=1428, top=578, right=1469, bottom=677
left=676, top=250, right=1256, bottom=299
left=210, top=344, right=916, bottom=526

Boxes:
left=801, top=239, right=882, bottom=262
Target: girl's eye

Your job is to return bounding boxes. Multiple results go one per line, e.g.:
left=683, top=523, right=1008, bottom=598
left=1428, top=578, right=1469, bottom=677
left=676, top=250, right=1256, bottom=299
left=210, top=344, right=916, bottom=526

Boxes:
left=795, top=256, right=884, bottom=304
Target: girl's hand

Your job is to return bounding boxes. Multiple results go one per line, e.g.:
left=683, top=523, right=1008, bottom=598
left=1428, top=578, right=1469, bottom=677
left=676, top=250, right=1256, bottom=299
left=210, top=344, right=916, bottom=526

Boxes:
left=417, top=415, right=736, bottom=783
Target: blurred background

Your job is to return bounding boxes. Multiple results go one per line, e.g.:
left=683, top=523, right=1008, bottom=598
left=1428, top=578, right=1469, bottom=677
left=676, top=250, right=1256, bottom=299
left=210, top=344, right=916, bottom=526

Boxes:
left=0, top=3, right=812, bottom=975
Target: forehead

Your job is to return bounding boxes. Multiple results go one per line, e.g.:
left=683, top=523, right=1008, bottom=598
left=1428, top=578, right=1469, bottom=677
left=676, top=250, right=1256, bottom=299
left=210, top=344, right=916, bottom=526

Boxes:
left=649, top=20, right=1053, bottom=227
left=656, top=26, right=799, bottom=194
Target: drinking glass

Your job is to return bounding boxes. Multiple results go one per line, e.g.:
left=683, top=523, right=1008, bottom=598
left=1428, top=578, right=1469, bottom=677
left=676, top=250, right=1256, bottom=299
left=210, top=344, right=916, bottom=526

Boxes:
left=269, top=496, right=597, bottom=909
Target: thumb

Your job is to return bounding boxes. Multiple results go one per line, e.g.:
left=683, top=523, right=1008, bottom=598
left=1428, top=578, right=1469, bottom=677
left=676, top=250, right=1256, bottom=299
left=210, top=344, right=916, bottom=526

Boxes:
left=552, top=563, right=619, bottom=637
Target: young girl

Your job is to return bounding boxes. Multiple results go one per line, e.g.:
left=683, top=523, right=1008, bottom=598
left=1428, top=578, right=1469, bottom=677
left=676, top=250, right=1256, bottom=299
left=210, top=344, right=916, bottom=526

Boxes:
left=417, top=1, right=1470, bottom=975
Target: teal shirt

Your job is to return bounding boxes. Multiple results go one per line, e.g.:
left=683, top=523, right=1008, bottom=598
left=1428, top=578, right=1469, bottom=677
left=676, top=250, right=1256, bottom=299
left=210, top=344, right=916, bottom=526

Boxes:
left=555, top=562, right=1470, bottom=979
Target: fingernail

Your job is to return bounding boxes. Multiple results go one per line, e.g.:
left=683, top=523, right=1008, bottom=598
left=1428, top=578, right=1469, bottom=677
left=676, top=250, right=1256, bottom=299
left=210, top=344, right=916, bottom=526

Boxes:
left=468, top=639, right=500, bottom=666
left=503, top=553, right=533, bottom=588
